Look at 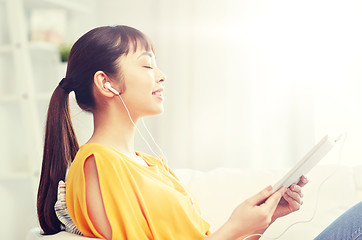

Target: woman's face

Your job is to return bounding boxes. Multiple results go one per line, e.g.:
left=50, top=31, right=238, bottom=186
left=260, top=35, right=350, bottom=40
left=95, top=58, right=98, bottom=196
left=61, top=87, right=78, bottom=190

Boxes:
left=116, top=45, right=166, bottom=119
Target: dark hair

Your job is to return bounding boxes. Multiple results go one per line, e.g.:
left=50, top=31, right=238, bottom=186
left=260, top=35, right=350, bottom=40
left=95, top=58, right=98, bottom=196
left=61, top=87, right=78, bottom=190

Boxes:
left=37, top=25, right=154, bottom=234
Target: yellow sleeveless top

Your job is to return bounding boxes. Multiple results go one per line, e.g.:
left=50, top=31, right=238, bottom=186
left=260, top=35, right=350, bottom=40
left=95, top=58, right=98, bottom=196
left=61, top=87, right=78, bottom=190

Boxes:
left=66, top=143, right=210, bottom=239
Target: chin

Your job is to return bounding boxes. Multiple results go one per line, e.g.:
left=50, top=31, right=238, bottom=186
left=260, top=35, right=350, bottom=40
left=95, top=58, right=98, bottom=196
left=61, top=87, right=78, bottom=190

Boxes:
left=145, top=107, right=164, bottom=116
left=153, top=108, right=164, bottom=115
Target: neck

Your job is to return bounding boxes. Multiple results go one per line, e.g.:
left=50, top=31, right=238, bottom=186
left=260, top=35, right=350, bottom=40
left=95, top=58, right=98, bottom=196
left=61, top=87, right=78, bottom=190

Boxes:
left=89, top=105, right=139, bottom=158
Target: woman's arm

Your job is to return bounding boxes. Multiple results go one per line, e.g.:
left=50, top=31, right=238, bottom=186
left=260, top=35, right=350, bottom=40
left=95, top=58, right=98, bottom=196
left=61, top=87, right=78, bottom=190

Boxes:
left=84, top=155, right=112, bottom=240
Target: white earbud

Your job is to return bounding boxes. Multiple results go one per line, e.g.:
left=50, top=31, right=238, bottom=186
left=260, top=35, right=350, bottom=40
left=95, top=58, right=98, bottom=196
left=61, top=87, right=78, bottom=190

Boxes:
left=104, top=82, right=120, bottom=95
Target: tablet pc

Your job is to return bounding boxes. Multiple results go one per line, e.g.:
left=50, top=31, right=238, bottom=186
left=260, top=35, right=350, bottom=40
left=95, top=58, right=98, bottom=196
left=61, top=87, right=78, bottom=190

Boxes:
left=272, top=135, right=335, bottom=193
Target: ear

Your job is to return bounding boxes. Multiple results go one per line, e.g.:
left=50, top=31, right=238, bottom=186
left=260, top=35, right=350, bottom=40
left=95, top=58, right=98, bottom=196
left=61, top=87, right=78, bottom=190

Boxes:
left=93, top=71, right=115, bottom=98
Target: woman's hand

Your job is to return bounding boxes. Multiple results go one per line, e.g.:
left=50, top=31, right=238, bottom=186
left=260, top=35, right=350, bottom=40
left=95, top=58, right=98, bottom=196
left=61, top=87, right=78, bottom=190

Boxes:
left=271, top=176, right=309, bottom=222
left=225, top=185, right=288, bottom=239
left=206, top=176, right=308, bottom=240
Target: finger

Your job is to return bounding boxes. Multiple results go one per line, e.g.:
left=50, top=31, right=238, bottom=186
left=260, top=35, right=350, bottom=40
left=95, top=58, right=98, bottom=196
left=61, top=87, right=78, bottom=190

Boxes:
left=285, top=187, right=303, bottom=204
left=265, top=187, right=287, bottom=212
left=290, top=184, right=303, bottom=198
left=248, top=186, right=274, bottom=205
left=283, top=192, right=303, bottom=210
left=297, top=175, right=309, bottom=187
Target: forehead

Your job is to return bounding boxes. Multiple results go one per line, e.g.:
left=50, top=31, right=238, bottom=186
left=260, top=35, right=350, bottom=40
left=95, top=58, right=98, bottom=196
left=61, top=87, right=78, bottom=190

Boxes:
left=124, top=43, right=155, bottom=60
left=117, top=49, right=155, bottom=67
left=137, top=51, right=155, bottom=59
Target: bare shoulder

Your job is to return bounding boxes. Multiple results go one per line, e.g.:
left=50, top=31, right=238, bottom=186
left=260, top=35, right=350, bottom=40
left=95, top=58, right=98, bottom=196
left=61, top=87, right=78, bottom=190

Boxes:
left=84, top=155, right=112, bottom=239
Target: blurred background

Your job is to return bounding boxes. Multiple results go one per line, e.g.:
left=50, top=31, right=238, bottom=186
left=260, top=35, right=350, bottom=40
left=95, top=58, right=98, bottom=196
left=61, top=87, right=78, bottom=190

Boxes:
left=1, top=0, right=362, bottom=239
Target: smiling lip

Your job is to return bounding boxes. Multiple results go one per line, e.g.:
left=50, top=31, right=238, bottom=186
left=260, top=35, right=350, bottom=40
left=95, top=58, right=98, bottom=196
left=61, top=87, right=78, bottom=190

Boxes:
left=152, top=88, right=164, bottom=101
left=152, top=88, right=164, bottom=94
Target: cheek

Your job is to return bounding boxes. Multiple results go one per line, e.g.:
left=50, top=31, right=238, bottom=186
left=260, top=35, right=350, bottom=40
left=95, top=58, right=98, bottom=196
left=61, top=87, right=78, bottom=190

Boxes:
left=123, top=82, right=152, bottom=105
left=121, top=70, right=156, bottom=104
left=126, top=71, right=154, bottom=90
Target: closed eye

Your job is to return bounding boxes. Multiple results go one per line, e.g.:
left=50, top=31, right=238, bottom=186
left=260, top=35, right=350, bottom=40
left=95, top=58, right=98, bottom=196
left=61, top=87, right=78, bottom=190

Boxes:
left=143, top=66, right=153, bottom=69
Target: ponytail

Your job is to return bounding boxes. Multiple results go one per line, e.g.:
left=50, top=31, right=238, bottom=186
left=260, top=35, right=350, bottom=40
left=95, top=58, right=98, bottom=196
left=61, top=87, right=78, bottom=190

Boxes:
left=37, top=85, right=79, bottom=234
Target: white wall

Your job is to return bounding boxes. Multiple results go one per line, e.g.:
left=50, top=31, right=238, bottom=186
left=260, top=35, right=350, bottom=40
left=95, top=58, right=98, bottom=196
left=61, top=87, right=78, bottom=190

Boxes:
left=70, top=0, right=362, bottom=170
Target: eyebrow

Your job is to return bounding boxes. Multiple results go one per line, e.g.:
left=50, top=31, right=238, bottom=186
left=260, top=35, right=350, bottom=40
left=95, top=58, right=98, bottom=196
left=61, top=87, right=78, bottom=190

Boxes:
left=137, top=52, right=154, bottom=59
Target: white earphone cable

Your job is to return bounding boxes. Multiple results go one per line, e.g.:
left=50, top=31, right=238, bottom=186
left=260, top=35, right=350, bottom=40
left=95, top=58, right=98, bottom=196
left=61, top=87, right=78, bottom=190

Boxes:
left=116, top=94, right=208, bottom=222
left=116, top=94, right=162, bottom=159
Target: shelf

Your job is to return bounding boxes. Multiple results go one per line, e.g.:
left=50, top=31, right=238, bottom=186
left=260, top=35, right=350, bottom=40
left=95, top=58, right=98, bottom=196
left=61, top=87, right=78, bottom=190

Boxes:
left=0, top=1, right=73, bottom=239
left=29, top=41, right=58, bottom=52
left=0, top=172, right=32, bottom=180
left=0, top=42, right=58, bottom=53
left=0, top=44, right=12, bottom=53
left=0, top=94, right=21, bottom=102
left=0, top=92, right=52, bottom=102
left=25, top=0, right=92, bottom=13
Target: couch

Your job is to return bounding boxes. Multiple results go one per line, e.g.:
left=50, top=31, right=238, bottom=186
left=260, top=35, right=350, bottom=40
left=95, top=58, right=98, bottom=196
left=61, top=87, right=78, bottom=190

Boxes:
left=27, top=164, right=362, bottom=240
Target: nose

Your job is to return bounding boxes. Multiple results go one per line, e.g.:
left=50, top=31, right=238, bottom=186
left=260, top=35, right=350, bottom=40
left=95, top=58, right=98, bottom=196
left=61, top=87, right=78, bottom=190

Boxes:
left=156, top=68, right=166, bottom=83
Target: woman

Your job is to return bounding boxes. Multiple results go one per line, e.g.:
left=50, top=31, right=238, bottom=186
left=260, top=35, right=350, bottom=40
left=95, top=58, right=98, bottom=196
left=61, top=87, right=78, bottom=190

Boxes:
left=37, top=25, right=361, bottom=240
